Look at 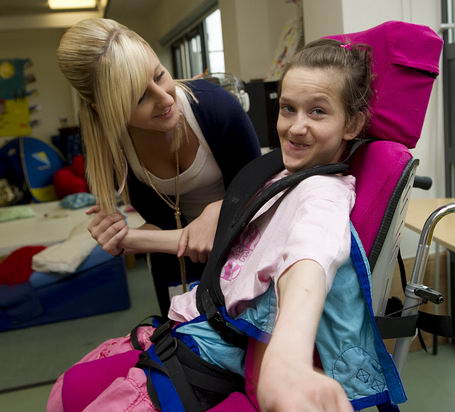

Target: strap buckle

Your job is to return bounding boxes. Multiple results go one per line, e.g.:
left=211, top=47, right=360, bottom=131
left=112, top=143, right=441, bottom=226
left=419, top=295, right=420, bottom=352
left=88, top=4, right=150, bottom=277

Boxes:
left=150, top=320, right=172, bottom=344
left=200, top=288, right=248, bottom=348
left=150, top=321, right=178, bottom=361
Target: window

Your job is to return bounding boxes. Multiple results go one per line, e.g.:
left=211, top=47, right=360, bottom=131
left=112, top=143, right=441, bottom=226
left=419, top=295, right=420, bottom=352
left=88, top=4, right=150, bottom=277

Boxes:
left=204, top=9, right=225, bottom=73
left=172, top=9, right=225, bottom=78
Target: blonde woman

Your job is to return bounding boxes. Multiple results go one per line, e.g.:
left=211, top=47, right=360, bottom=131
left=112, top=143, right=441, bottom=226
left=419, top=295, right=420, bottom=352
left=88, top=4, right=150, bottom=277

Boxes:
left=57, top=18, right=260, bottom=314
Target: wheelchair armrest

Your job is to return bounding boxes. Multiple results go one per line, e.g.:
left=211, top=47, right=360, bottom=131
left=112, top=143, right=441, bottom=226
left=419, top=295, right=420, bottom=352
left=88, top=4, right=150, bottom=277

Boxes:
left=413, top=175, right=432, bottom=190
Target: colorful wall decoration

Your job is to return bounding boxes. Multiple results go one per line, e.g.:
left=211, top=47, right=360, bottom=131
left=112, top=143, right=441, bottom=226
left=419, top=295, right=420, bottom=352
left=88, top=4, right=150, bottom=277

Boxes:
left=265, top=0, right=304, bottom=82
left=265, top=18, right=303, bottom=81
left=0, top=59, right=33, bottom=137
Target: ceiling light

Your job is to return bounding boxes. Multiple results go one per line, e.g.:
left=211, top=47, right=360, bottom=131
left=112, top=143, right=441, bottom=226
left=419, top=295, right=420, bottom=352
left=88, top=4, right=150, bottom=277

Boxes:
left=48, top=0, right=97, bottom=10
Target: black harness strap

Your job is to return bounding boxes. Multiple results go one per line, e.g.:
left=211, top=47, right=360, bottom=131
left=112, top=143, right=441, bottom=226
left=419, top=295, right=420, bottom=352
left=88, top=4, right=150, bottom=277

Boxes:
left=196, top=149, right=348, bottom=346
left=174, top=336, right=244, bottom=394
left=135, top=352, right=167, bottom=409
left=131, top=320, right=199, bottom=411
left=199, top=285, right=249, bottom=349
left=180, top=364, right=242, bottom=394
left=204, top=161, right=349, bottom=309
left=375, top=315, right=419, bottom=339
left=417, top=310, right=453, bottom=337
left=130, top=315, right=167, bottom=350
left=134, top=320, right=247, bottom=411
left=375, top=249, right=453, bottom=341
left=150, top=322, right=202, bottom=412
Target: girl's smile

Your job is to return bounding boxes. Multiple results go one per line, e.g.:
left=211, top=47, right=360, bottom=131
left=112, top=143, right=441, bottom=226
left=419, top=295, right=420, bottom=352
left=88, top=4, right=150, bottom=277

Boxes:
left=286, top=139, right=311, bottom=151
left=277, top=67, right=363, bottom=172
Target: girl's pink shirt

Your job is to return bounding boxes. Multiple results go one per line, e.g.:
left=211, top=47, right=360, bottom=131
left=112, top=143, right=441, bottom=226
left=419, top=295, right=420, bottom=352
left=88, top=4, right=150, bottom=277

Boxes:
left=169, top=173, right=356, bottom=321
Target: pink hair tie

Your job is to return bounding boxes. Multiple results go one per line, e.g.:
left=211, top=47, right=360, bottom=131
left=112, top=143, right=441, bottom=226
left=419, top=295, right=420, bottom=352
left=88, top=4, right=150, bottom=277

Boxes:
left=340, top=43, right=352, bottom=50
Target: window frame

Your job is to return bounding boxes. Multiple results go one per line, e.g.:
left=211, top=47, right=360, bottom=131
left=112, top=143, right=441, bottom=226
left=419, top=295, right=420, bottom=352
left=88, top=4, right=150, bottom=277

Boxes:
left=171, top=22, right=208, bottom=79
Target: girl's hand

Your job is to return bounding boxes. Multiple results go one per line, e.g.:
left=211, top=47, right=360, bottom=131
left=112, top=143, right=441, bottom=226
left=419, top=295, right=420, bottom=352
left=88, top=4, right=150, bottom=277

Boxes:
left=86, top=205, right=128, bottom=256
left=177, top=200, right=222, bottom=263
left=257, top=259, right=354, bottom=412
left=258, top=346, right=353, bottom=412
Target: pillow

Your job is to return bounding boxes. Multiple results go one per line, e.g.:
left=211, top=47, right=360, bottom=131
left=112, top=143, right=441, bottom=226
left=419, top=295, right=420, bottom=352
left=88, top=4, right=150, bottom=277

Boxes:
left=0, top=205, right=36, bottom=223
left=60, top=193, right=96, bottom=210
left=53, top=167, right=89, bottom=199
left=70, top=154, right=86, bottom=178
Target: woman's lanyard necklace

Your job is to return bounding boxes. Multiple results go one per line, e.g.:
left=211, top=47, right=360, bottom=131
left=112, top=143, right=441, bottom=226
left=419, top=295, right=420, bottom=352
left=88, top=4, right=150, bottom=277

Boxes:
left=140, top=146, right=188, bottom=293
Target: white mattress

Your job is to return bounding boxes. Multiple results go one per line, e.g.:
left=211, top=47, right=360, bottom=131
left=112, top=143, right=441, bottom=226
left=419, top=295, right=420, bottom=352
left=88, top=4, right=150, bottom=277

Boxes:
left=0, top=201, right=144, bottom=257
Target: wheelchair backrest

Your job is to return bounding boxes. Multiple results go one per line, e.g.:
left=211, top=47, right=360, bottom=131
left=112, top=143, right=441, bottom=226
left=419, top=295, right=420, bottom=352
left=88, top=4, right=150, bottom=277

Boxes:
left=326, top=21, right=442, bottom=313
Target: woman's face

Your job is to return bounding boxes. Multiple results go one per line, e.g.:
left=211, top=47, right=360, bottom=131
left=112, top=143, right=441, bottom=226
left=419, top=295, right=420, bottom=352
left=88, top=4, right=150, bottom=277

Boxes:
left=277, top=67, right=361, bottom=173
left=128, top=53, right=180, bottom=133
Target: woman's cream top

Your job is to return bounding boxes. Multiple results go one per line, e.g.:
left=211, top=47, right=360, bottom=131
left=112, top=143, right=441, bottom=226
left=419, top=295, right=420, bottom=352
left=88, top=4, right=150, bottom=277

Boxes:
left=123, top=87, right=225, bottom=222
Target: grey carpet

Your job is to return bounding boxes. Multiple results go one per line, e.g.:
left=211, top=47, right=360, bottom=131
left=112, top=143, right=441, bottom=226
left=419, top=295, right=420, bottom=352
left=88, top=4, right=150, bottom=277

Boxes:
left=0, top=257, right=160, bottom=392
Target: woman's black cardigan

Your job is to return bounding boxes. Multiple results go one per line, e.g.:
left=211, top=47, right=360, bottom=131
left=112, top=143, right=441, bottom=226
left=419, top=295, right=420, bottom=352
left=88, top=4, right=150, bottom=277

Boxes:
left=127, top=79, right=261, bottom=314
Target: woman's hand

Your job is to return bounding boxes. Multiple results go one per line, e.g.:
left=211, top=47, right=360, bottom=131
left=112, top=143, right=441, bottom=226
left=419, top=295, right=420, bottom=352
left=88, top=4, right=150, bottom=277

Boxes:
left=258, top=346, right=353, bottom=412
left=86, top=205, right=128, bottom=256
left=177, top=200, right=222, bottom=263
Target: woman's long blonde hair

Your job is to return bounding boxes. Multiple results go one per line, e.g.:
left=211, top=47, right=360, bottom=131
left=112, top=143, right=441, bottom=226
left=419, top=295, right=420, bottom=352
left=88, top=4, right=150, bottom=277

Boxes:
left=57, top=18, right=190, bottom=213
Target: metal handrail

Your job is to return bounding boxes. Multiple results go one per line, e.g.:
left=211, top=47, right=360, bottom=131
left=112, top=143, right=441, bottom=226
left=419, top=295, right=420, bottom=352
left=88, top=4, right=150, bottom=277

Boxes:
left=393, top=203, right=455, bottom=371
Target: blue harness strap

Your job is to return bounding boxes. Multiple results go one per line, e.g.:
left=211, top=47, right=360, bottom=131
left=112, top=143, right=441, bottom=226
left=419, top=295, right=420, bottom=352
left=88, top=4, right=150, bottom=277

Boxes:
left=144, top=346, right=186, bottom=412
left=350, top=228, right=406, bottom=410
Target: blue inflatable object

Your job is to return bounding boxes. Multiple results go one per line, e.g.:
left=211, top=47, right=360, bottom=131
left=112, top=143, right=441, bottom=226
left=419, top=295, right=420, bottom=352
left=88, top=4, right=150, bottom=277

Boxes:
left=0, top=136, right=64, bottom=202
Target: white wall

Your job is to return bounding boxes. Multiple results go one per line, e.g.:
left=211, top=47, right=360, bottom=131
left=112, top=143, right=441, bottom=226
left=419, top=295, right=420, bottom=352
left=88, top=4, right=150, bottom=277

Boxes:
left=108, top=0, right=209, bottom=73
left=301, top=0, right=344, bottom=42
left=109, top=0, right=298, bottom=82
left=220, top=0, right=298, bottom=81
left=302, top=0, right=444, bottom=257
left=0, top=29, right=75, bottom=146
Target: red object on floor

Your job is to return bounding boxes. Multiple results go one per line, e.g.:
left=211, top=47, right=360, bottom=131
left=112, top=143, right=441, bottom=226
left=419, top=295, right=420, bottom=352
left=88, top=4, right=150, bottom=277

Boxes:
left=0, top=246, right=47, bottom=285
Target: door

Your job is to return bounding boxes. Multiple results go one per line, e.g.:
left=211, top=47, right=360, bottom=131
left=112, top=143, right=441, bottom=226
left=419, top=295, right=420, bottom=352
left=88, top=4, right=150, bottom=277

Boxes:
left=442, top=0, right=455, bottom=196
left=441, top=0, right=455, bottom=335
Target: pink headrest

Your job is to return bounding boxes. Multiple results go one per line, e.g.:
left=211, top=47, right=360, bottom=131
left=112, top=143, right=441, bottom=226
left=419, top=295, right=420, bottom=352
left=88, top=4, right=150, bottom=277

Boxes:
left=325, top=21, right=443, bottom=148
left=349, top=140, right=412, bottom=256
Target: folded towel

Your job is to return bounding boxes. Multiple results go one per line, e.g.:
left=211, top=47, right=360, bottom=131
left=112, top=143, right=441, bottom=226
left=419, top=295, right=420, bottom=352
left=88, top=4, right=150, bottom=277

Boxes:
left=32, top=224, right=97, bottom=274
left=29, top=245, right=114, bottom=288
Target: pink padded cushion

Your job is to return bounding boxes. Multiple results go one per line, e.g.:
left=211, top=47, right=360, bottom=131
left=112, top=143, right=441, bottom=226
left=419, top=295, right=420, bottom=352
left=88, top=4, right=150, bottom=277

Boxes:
left=349, top=140, right=412, bottom=256
left=62, top=350, right=141, bottom=412
left=326, top=21, right=442, bottom=148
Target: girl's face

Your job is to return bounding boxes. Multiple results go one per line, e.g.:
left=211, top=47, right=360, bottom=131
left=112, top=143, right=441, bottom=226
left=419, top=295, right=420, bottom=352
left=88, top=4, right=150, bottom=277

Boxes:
left=277, top=67, right=362, bottom=173
left=128, top=53, right=180, bottom=133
